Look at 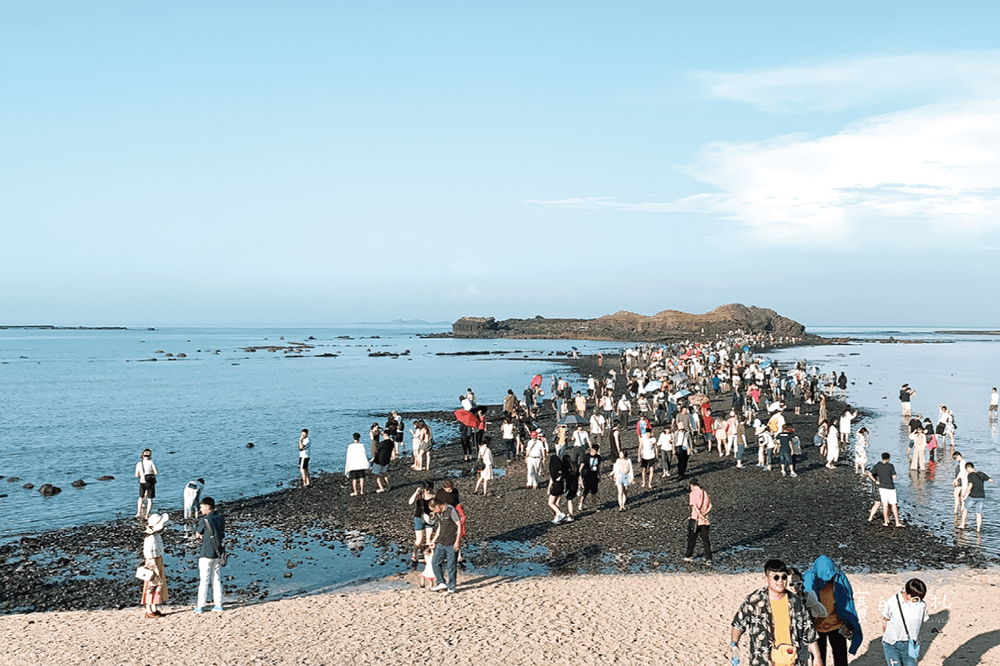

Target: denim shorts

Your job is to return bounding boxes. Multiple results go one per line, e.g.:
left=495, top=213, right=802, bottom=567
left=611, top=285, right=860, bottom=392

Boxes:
left=414, top=516, right=427, bottom=531
left=968, top=497, right=986, bottom=515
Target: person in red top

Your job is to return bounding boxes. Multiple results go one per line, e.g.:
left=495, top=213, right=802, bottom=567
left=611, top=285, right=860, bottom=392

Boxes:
left=635, top=416, right=651, bottom=439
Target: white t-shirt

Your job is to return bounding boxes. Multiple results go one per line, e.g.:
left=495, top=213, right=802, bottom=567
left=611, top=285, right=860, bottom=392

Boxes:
left=639, top=435, right=656, bottom=460
left=992, top=392, right=999, bottom=407
left=299, top=437, right=310, bottom=459
left=881, top=592, right=929, bottom=645
left=501, top=422, right=515, bottom=439
left=135, top=459, right=156, bottom=482
left=657, top=431, right=673, bottom=452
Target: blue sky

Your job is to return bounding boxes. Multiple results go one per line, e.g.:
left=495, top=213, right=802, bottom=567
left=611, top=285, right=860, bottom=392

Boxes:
left=3, top=2, right=999, bottom=327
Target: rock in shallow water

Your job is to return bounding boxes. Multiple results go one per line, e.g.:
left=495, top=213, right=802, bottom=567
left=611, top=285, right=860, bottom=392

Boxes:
left=23, top=483, right=34, bottom=489
left=38, top=484, right=61, bottom=496
left=71, top=480, right=87, bottom=488
left=97, top=476, right=114, bottom=481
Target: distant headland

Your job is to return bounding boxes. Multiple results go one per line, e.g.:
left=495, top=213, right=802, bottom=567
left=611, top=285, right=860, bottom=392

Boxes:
left=449, top=304, right=811, bottom=342
left=0, top=325, right=131, bottom=330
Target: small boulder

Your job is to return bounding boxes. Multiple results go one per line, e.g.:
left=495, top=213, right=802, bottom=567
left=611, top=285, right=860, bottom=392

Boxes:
left=6, top=477, right=20, bottom=482
left=71, top=479, right=87, bottom=488
left=246, top=442, right=254, bottom=449
left=283, top=572, right=293, bottom=578
left=38, top=484, right=62, bottom=496
left=22, top=483, right=34, bottom=489
left=97, top=475, right=114, bottom=481
left=19, top=536, right=42, bottom=549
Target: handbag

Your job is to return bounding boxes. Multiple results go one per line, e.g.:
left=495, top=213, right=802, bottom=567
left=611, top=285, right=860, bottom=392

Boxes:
left=770, top=643, right=797, bottom=666
left=136, top=565, right=155, bottom=581
left=896, top=594, right=921, bottom=660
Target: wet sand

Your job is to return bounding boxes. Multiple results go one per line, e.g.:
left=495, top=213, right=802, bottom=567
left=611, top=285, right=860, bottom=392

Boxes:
left=1, top=568, right=997, bottom=666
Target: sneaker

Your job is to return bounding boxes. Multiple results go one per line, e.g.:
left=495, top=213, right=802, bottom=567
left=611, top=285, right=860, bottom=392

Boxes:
left=564, top=515, right=574, bottom=522
left=789, top=472, right=797, bottom=477
left=446, top=589, right=456, bottom=594
left=212, top=606, right=224, bottom=613
left=781, top=470, right=786, bottom=476
left=430, top=583, right=448, bottom=592
left=193, top=608, right=204, bottom=615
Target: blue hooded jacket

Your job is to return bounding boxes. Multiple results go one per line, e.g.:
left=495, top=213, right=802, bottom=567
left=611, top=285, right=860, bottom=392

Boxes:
left=802, top=555, right=863, bottom=654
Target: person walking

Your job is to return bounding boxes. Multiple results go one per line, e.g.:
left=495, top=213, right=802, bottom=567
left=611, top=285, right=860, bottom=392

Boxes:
left=868, top=453, right=904, bottom=527
left=193, top=497, right=225, bottom=613
left=298, top=429, right=311, bottom=488
left=801, top=555, right=863, bottom=666
left=611, top=449, right=633, bottom=511
left=731, top=559, right=822, bottom=666
left=140, top=513, right=169, bottom=618
left=578, top=443, right=602, bottom=513
left=960, top=461, right=994, bottom=532
left=683, top=479, right=712, bottom=565
left=881, top=578, right=929, bottom=666
left=134, top=449, right=158, bottom=518
left=474, top=439, right=494, bottom=496
left=525, top=431, right=546, bottom=489
left=428, top=498, right=461, bottom=594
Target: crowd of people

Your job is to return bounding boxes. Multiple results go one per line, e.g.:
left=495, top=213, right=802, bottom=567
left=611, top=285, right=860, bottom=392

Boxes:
left=126, top=332, right=986, bottom=666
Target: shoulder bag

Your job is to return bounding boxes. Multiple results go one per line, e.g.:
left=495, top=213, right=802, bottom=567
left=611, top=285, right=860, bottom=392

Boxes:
left=203, top=516, right=229, bottom=567
left=896, top=594, right=921, bottom=660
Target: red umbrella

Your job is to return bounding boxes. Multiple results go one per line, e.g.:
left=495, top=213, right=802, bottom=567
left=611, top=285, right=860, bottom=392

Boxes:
left=531, top=374, right=543, bottom=388
left=454, top=409, right=481, bottom=428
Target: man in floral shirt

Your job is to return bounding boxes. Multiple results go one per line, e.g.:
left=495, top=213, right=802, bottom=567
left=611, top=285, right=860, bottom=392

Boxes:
left=731, top=559, right=821, bottom=666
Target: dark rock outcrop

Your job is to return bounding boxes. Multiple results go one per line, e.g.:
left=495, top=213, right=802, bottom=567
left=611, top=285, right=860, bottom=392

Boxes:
left=453, top=304, right=808, bottom=342
left=38, top=484, right=62, bottom=496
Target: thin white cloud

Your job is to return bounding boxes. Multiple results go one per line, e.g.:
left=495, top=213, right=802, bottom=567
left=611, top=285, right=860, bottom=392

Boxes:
left=697, top=51, right=1000, bottom=113
left=532, top=100, right=1000, bottom=246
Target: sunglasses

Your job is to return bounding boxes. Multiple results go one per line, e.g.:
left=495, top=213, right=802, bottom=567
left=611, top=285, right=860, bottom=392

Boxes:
left=771, top=574, right=789, bottom=582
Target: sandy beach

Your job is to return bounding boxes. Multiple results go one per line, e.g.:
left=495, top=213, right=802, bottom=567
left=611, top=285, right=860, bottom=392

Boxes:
left=2, top=567, right=997, bottom=665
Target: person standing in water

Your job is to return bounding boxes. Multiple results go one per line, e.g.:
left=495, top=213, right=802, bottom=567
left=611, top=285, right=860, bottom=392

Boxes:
left=135, top=449, right=158, bottom=518
left=298, top=429, right=311, bottom=488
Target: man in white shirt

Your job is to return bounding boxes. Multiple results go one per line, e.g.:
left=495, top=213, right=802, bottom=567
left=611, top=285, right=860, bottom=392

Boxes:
left=183, top=478, right=205, bottom=521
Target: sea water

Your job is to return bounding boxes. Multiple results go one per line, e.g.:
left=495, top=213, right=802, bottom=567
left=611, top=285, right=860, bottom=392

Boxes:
left=770, top=327, right=1000, bottom=557
left=0, top=325, right=618, bottom=538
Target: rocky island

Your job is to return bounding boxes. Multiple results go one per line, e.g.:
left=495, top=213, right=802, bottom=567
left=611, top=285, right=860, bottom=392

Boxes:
left=452, top=303, right=811, bottom=342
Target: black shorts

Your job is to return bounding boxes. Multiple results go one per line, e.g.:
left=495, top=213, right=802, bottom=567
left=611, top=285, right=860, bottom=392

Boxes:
left=349, top=469, right=366, bottom=480
left=582, top=474, right=599, bottom=495
left=139, top=482, right=155, bottom=499
left=300, top=457, right=310, bottom=471
left=640, top=457, right=655, bottom=469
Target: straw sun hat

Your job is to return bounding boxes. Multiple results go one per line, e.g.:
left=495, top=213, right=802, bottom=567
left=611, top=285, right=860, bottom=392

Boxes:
left=145, top=513, right=170, bottom=533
